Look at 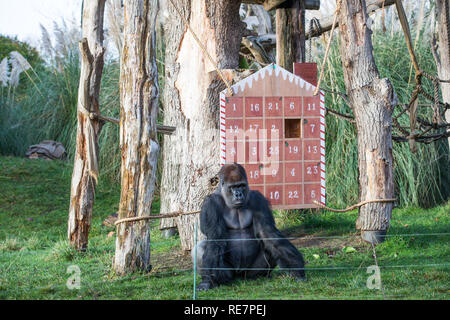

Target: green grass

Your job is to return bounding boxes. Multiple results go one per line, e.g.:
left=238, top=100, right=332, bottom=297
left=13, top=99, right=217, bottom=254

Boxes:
left=0, top=156, right=448, bottom=300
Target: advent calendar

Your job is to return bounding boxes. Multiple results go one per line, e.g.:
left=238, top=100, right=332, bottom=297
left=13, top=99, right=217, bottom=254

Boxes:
left=219, top=63, right=325, bottom=209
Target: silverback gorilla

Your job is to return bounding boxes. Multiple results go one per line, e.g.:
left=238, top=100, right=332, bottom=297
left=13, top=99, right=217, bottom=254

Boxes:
left=192, top=163, right=306, bottom=290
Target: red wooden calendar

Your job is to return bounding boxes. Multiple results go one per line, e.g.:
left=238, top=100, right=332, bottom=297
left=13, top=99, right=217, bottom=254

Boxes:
left=219, top=63, right=325, bottom=209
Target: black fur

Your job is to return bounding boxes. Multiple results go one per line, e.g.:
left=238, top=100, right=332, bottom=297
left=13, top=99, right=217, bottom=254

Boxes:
left=195, top=163, right=306, bottom=290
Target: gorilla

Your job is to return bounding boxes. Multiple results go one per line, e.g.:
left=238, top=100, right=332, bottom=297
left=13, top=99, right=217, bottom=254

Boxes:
left=192, top=163, right=306, bottom=291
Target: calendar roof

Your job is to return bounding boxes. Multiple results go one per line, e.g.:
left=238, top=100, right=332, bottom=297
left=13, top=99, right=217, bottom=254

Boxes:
left=221, top=63, right=317, bottom=98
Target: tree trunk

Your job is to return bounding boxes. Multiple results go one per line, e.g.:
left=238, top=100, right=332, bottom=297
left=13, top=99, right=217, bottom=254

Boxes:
left=276, top=0, right=306, bottom=71
left=435, top=0, right=450, bottom=137
left=68, top=0, right=106, bottom=250
left=275, top=0, right=306, bottom=219
left=113, top=0, right=160, bottom=274
left=433, top=0, right=450, bottom=199
left=159, top=0, right=243, bottom=251
left=337, top=0, right=396, bottom=243
left=158, top=0, right=190, bottom=237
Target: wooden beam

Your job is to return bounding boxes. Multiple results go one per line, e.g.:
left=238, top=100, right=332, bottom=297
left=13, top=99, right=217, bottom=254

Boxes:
left=88, top=112, right=176, bottom=135
left=242, top=0, right=283, bottom=11
left=265, top=0, right=288, bottom=11
left=242, top=0, right=395, bottom=47
left=242, top=34, right=276, bottom=49
left=243, top=0, right=320, bottom=11
left=156, top=124, right=177, bottom=135
left=242, top=36, right=274, bottom=64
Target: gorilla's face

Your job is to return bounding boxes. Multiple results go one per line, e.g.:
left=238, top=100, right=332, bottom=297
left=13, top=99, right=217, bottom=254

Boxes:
left=219, top=163, right=250, bottom=209
left=222, top=181, right=249, bottom=208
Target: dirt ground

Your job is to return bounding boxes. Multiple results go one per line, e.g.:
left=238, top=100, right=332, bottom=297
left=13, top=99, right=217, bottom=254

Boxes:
left=149, top=231, right=366, bottom=274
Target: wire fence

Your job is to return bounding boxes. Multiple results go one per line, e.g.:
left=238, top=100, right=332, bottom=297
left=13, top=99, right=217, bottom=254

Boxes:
left=191, top=228, right=450, bottom=300
left=194, top=232, right=450, bottom=242
left=0, top=230, right=449, bottom=299
left=196, top=294, right=408, bottom=300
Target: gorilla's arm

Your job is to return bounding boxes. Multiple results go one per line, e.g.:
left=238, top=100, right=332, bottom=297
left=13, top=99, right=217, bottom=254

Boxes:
left=198, top=193, right=233, bottom=289
left=249, top=191, right=306, bottom=280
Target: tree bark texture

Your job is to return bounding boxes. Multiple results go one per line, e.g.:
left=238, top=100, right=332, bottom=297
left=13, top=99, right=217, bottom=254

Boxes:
left=337, top=0, right=396, bottom=242
left=276, top=0, right=306, bottom=70
left=242, top=0, right=319, bottom=11
left=275, top=0, right=306, bottom=219
left=435, top=0, right=450, bottom=134
left=113, top=0, right=160, bottom=274
left=68, top=0, right=106, bottom=250
left=159, top=0, right=243, bottom=251
left=433, top=0, right=450, bottom=199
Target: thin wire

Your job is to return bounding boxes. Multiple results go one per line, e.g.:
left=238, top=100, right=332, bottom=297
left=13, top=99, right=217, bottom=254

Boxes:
left=199, top=263, right=450, bottom=271
left=2, top=233, right=448, bottom=259
left=200, top=232, right=450, bottom=242
left=371, top=242, right=387, bottom=300
left=197, top=294, right=408, bottom=300
left=195, top=229, right=445, bottom=263
left=193, top=221, right=198, bottom=300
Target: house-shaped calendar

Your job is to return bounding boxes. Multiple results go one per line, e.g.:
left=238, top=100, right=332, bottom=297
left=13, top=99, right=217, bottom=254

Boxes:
left=219, top=63, right=325, bottom=209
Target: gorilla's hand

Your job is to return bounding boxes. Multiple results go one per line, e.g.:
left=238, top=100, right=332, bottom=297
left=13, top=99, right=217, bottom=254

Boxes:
left=197, top=281, right=214, bottom=291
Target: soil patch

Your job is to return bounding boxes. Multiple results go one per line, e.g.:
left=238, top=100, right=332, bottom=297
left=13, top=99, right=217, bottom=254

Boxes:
left=148, top=232, right=367, bottom=273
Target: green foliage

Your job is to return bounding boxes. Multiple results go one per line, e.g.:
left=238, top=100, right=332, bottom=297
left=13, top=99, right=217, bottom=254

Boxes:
left=0, top=35, right=42, bottom=67
left=0, top=42, right=124, bottom=182
left=0, top=25, right=168, bottom=184
left=0, top=237, right=22, bottom=252
left=46, top=239, right=78, bottom=262
left=376, top=236, right=409, bottom=258
left=315, top=31, right=449, bottom=208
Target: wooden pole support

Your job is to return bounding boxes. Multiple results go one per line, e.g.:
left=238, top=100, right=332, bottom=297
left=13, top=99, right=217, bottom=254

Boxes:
left=88, top=112, right=176, bottom=135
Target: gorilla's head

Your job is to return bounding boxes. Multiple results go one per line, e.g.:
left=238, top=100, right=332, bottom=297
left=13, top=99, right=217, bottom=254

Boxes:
left=219, top=163, right=250, bottom=209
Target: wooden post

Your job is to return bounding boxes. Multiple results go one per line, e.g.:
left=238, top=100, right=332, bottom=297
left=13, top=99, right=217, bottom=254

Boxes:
left=159, top=0, right=243, bottom=251
left=68, top=0, right=106, bottom=250
left=432, top=0, right=450, bottom=198
left=337, top=0, right=396, bottom=243
left=434, top=0, right=450, bottom=135
left=113, top=0, right=160, bottom=274
left=276, top=0, right=306, bottom=70
left=275, top=0, right=307, bottom=219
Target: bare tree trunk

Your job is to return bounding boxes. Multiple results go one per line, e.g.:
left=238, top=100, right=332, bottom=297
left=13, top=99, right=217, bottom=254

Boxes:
left=158, top=0, right=191, bottom=237
left=159, top=0, right=243, bottom=251
left=337, top=0, right=396, bottom=243
left=434, top=0, right=450, bottom=136
left=432, top=0, right=450, bottom=199
left=276, top=0, right=306, bottom=71
left=275, top=0, right=306, bottom=220
left=68, top=0, right=106, bottom=250
left=113, top=0, right=160, bottom=274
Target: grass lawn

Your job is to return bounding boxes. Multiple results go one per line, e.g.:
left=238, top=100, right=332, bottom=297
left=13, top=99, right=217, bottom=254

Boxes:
left=0, top=156, right=449, bottom=300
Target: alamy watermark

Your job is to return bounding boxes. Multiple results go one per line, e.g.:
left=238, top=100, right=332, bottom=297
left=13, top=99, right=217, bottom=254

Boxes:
left=366, top=265, right=381, bottom=290
left=66, top=265, right=81, bottom=290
